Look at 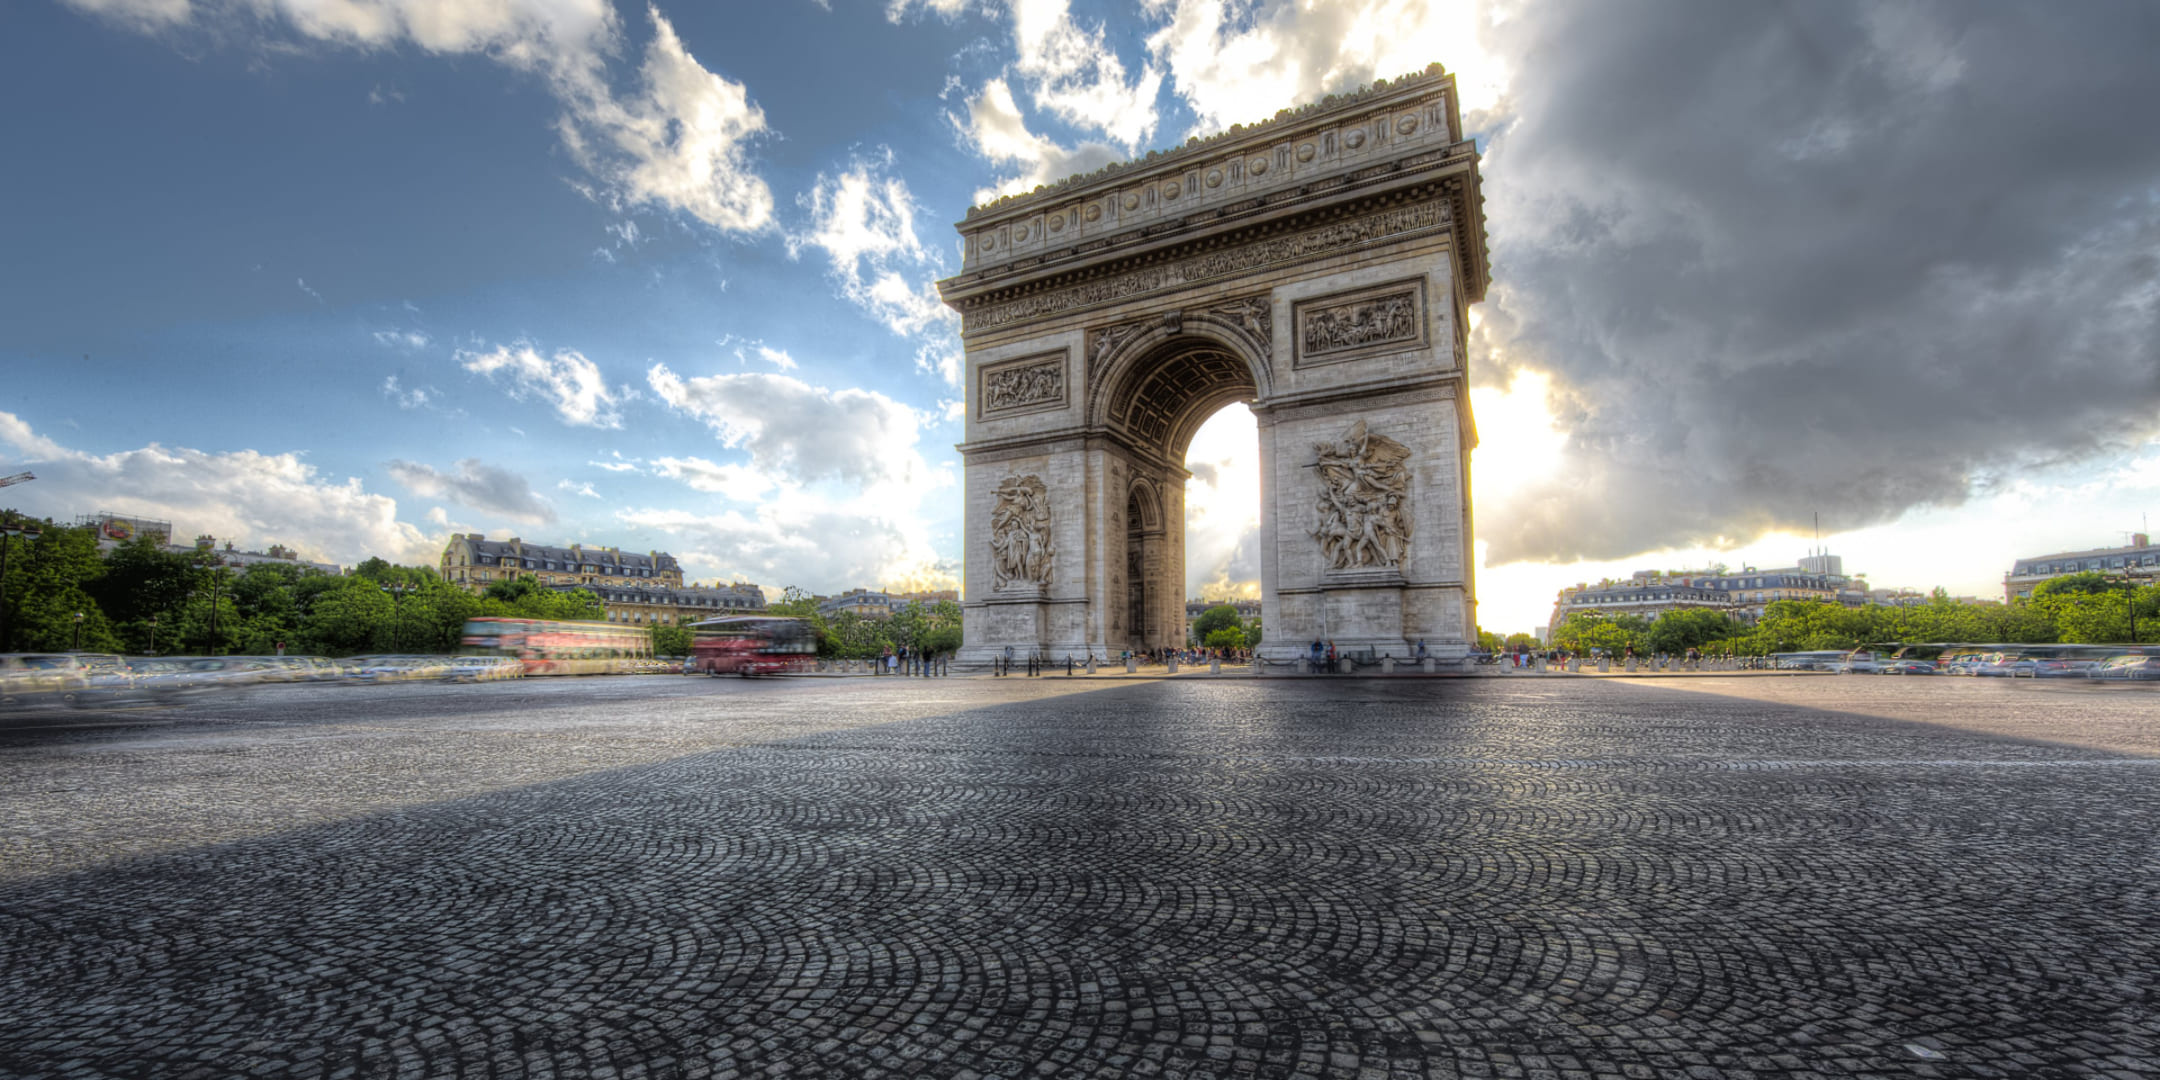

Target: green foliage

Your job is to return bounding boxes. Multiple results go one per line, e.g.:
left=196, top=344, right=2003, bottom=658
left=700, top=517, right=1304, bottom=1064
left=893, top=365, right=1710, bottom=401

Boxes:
left=1549, top=612, right=1649, bottom=654
left=1475, top=630, right=1504, bottom=653
left=650, top=622, right=692, bottom=657
left=1642, top=608, right=1738, bottom=654
left=2032, top=572, right=2113, bottom=598
left=1191, top=605, right=1243, bottom=642
left=1503, top=633, right=1540, bottom=652
left=1204, top=626, right=1248, bottom=651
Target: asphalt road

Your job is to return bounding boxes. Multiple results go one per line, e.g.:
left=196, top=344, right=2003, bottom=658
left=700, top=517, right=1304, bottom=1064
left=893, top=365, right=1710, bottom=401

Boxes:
left=2, top=674, right=2156, bottom=1079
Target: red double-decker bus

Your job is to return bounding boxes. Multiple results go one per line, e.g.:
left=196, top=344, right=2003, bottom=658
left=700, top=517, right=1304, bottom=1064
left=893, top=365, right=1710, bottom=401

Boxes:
left=687, top=616, right=817, bottom=676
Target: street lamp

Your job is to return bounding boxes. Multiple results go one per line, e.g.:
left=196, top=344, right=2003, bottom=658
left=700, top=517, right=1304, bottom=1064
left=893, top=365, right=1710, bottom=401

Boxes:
left=0, top=520, right=43, bottom=651
left=199, top=557, right=231, bottom=656
left=148, top=614, right=159, bottom=657
left=72, top=611, right=84, bottom=652
left=381, top=583, right=416, bottom=651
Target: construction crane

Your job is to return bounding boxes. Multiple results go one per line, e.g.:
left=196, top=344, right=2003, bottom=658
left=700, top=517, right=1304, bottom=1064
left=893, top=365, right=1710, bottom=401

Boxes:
left=0, top=471, right=33, bottom=488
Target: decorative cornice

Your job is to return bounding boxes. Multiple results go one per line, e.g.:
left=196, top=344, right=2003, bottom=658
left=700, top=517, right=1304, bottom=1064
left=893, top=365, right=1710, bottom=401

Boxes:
left=956, top=189, right=1453, bottom=335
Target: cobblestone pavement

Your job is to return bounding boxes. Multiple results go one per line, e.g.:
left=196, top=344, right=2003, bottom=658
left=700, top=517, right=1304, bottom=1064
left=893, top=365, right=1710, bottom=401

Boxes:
left=2, top=675, right=2158, bottom=1079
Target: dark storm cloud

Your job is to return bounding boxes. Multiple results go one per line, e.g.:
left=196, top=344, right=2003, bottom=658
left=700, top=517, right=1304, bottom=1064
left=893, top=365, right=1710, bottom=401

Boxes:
left=1474, top=0, right=2160, bottom=562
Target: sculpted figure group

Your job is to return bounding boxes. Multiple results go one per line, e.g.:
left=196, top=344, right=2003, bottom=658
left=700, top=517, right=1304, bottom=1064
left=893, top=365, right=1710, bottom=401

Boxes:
left=990, top=474, right=1056, bottom=589
left=1302, top=292, right=1416, bottom=356
left=984, top=362, right=1063, bottom=412
left=1311, top=420, right=1413, bottom=570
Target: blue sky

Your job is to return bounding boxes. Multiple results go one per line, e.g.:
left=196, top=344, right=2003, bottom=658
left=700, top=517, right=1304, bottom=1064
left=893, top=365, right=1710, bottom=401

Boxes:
left=5, top=0, right=2159, bottom=636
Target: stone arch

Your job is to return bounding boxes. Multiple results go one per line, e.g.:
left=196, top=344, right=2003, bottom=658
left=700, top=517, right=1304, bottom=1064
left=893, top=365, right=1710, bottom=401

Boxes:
left=941, top=65, right=1488, bottom=666
left=1086, top=318, right=1271, bottom=455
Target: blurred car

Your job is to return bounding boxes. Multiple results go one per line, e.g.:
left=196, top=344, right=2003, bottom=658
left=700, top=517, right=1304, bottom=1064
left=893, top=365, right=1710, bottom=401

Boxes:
left=2088, top=655, right=2160, bottom=681
left=74, top=653, right=142, bottom=701
left=2031, top=658, right=2101, bottom=679
left=1842, top=650, right=1885, bottom=674
left=1973, top=656, right=2034, bottom=677
left=128, top=657, right=270, bottom=700
left=1879, top=659, right=1937, bottom=675
left=0, top=653, right=90, bottom=707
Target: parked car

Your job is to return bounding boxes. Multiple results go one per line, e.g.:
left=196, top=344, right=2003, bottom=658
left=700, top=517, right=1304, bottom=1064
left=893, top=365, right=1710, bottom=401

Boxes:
left=2088, top=655, right=2160, bottom=681
left=0, top=653, right=90, bottom=707
left=1879, top=659, right=1937, bottom=675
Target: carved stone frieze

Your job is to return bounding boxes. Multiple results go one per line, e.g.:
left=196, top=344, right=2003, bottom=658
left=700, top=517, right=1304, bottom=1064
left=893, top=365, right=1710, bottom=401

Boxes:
left=990, top=474, right=1056, bottom=589
left=1311, top=420, right=1412, bottom=571
left=1293, top=279, right=1426, bottom=367
left=978, top=351, right=1068, bottom=417
left=964, top=198, right=1448, bottom=333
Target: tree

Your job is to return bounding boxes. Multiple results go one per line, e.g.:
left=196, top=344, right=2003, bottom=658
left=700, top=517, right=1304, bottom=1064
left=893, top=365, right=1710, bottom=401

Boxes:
left=650, top=622, right=692, bottom=657
left=1643, top=608, right=1738, bottom=654
left=1204, top=626, right=1248, bottom=651
left=1191, top=605, right=1243, bottom=642
left=1475, top=630, right=1503, bottom=653
left=1503, top=633, right=1539, bottom=653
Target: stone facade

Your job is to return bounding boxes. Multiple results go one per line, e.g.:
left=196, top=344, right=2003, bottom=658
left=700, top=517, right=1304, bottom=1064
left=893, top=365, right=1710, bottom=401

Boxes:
left=937, top=65, right=1488, bottom=665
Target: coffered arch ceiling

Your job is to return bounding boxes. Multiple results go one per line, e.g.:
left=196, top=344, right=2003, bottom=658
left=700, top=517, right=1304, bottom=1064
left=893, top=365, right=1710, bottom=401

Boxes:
left=1103, top=340, right=1259, bottom=464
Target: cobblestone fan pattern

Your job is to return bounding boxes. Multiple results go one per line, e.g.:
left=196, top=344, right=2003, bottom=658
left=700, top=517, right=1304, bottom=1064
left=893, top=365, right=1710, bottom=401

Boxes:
left=2, top=677, right=2157, bottom=1079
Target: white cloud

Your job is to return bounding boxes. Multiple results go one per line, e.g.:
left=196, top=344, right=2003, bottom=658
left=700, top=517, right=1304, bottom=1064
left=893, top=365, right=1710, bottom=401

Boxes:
left=649, top=455, right=778, bottom=499
left=755, top=345, right=798, bottom=371
left=0, top=409, right=441, bottom=566
left=954, top=77, right=1122, bottom=204
left=1009, top=0, right=1161, bottom=149
left=296, top=276, right=324, bottom=302
left=63, top=0, right=774, bottom=234
left=589, top=452, right=641, bottom=472
left=556, top=9, right=775, bottom=232
left=1142, top=0, right=1505, bottom=135
left=1182, top=404, right=1263, bottom=599
left=887, top=0, right=972, bottom=19
left=789, top=153, right=962, bottom=381
left=616, top=502, right=959, bottom=595
left=64, top=0, right=190, bottom=32
left=460, top=341, right=625, bottom=428
left=647, top=363, right=934, bottom=490
left=557, top=479, right=602, bottom=499
left=387, top=458, right=557, bottom=524
left=373, top=329, right=430, bottom=349
left=380, top=375, right=440, bottom=410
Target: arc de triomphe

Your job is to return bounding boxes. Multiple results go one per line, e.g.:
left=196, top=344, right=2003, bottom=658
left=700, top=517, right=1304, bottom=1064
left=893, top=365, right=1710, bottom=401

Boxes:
left=936, top=65, right=1489, bottom=665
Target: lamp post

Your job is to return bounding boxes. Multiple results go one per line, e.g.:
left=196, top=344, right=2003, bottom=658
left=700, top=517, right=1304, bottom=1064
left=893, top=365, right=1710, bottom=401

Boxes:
left=148, top=614, right=159, bottom=657
left=0, top=520, right=42, bottom=651
left=381, top=583, right=415, bottom=651
left=72, top=611, right=84, bottom=653
left=207, top=563, right=226, bottom=655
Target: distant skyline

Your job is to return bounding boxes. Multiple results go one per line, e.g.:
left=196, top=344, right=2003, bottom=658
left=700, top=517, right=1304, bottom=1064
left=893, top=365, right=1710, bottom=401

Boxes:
left=4, top=0, right=2157, bottom=636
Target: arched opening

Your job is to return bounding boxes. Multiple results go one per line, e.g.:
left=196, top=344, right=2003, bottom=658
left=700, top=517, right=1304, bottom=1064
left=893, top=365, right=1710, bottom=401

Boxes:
left=1098, top=337, right=1261, bottom=654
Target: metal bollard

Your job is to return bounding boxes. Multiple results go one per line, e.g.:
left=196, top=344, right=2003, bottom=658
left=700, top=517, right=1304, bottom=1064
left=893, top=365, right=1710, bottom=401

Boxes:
left=1210, top=658, right=1221, bottom=674
left=1067, top=657, right=1074, bottom=677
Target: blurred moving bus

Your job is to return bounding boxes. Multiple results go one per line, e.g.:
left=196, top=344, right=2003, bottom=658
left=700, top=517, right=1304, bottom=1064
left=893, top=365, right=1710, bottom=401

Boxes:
left=688, top=617, right=817, bottom=676
left=461, top=617, right=651, bottom=676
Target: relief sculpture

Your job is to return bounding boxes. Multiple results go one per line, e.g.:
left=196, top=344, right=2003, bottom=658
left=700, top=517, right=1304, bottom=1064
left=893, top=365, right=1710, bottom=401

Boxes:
left=983, top=359, right=1063, bottom=412
left=990, top=474, right=1056, bottom=589
left=1301, top=290, right=1417, bottom=358
left=1311, top=420, right=1412, bottom=571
